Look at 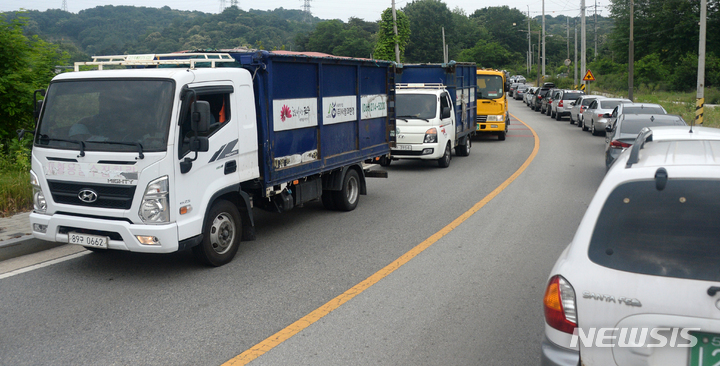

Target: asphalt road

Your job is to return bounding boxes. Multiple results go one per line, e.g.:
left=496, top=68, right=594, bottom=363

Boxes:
left=0, top=99, right=608, bottom=366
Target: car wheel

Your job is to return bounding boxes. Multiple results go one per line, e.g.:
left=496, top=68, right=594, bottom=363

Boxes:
left=438, top=143, right=451, bottom=168
left=193, top=200, right=241, bottom=267
left=570, top=115, right=575, bottom=125
left=556, top=111, right=562, bottom=121
left=581, top=118, right=588, bottom=131
left=591, top=122, right=599, bottom=136
left=332, top=169, right=360, bottom=211
left=455, top=137, right=471, bottom=156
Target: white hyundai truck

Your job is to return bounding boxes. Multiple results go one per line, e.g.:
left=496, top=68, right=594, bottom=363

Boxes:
left=28, top=51, right=395, bottom=266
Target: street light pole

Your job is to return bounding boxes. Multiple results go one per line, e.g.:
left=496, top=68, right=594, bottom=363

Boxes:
left=542, top=0, right=546, bottom=79
left=628, top=0, right=634, bottom=101
left=697, top=0, right=707, bottom=125
left=528, top=5, right=531, bottom=75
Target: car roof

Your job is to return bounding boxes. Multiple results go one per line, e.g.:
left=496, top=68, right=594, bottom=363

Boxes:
left=617, top=126, right=720, bottom=170
left=618, top=102, right=663, bottom=109
left=619, top=114, right=683, bottom=123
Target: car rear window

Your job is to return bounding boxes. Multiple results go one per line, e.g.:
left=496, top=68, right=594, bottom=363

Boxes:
left=563, top=92, right=584, bottom=100
left=600, top=100, right=624, bottom=109
left=623, top=106, right=665, bottom=114
left=588, top=179, right=720, bottom=281
left=581, top=98, right=596, bottom=106
left=619, top=118, right=685, bottom=134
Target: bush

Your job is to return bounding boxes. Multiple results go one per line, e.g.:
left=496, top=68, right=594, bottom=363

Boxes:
left=0, top=170, right=32, bottom=216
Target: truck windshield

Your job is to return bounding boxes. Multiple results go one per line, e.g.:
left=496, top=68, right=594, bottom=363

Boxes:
left=477, top=75, right=504, bottom=100
left=35, top=79, right=174, bottom=153
left=396, top=94, right=437, bottom=122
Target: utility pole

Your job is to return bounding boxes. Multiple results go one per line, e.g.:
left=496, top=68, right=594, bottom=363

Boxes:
left=392, top=0, right=400, bottom=63
left=567, top=17, right=570, bottom=60
left=697, top=0, right=707, bottom=125
left=537, top=30, right=542, bottom=86
left=528, top=6, right=532, bottom=75
left=575, top=18, right=578, bottom=87
left=581, top=0, right=586, bottom=88
left=542, top=0, right=546, bottom=80
left=594, top=0, right=598, bottom=59
left=62, top=0, right=68, bottom=12
left=628, top=0, right=634, bottom=101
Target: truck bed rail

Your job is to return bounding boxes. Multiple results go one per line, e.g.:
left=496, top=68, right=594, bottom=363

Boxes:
left=74, top=53, right=237, bottom=71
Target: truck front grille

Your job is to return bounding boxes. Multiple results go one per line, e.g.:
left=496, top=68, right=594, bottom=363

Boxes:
left=48, top=180, right=136, bottom=209
left=476, top=115, right=488, bottom=123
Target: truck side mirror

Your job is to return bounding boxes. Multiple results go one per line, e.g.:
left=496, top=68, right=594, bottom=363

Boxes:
left=33, top=89, right=46, bottom=122
left=189, top=136, right=209, bottom=152
left=191, top=100, right=211, bottom=133
left=441, top=106, right=451, bottom=119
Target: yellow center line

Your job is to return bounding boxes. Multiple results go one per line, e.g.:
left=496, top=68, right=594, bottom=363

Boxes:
left=223, top=113, right=539, bottom=366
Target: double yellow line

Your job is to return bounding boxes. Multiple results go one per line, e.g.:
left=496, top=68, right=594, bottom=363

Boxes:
left=224, top=113, right=538, bottom=365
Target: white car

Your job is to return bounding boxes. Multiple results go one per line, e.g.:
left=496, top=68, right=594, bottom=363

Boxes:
left=542, top=125, right=720, bottom=366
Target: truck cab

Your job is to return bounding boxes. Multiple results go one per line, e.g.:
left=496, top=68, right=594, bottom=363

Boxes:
left=475, top=69, right=509, bottom=141
left=391, top=84, right=457, bottom=167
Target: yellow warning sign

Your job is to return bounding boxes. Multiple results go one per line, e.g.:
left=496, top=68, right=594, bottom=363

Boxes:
left=583, top=69, right=596, bottom=81
left=580, top=84, right=586, bottom=91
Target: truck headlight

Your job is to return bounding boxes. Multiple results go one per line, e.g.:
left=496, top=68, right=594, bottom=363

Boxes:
left=30, top=170, right=47, bottom=213
left=424, top=127, right=437, bottom=143
left=139, top=176, right=169, bottom=224
left=486, top=115, right=504, bottom=122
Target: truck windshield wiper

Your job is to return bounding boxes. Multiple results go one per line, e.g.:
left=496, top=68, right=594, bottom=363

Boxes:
left=88, top=141, right=145, bottom=159
left=396, top=115, right=429, bottom=122
left=36, top=135, right=86, bottom=157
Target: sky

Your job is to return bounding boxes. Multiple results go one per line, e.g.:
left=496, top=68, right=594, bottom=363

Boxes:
left=1, top=0, right=594, bottom=22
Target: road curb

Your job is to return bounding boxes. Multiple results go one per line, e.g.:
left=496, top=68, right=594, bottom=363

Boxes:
left=0, top=236, right=66, bottom=262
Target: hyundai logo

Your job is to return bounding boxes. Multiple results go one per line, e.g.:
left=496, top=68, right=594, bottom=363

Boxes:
left=78, top=189, right=98, bottom=203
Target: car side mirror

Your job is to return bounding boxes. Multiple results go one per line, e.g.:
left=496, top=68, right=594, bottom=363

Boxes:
left=570, top=102, right=575, bottom=106
left=441, top=107, right=451, bottom=119
left=605, top=125, right=613, bottom=132
left=603, top=113, right=612, bottom=118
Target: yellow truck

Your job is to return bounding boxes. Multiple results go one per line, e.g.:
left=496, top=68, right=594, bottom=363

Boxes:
left=475, top=69, right=509, bottom=140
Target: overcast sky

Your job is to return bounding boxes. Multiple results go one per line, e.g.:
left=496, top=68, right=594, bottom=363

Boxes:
left=2, top=0, right=590, bottom=22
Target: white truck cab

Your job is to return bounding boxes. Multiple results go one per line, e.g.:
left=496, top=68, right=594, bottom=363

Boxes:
left=391, top=83, right=456, bottom=168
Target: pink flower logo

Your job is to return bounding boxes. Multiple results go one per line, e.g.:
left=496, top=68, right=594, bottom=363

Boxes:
left=280, top=105, right=292, bottom=122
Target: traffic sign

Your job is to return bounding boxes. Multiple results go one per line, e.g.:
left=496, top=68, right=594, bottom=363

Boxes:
left=580, top=84, right=586, bottom=91
left=583, top=69, right=595, bottom=81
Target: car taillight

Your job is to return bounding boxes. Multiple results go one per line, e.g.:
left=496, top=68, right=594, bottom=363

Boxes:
left=610, top=140, right=631, bottom=149
left=538, top=96, right=543, bottom=99
left=598, top=114, right=604, bottom=117
left=558, top=100, right=564, bottom=107
left=544, top=275, right=577, bottom=334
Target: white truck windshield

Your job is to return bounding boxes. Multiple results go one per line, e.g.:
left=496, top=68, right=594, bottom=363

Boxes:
left=35, top=79, right=174, bottom=153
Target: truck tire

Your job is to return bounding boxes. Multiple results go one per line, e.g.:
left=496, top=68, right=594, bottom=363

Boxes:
left=498, top=131, right=506, bottom=141
left=379, top=156, right=392, bottom=167
left=455, top=138, right=471, bottom=157
left=332, top=169, right=360, bottom=211
left=193, top=200, right=241, bottom=267
left=438, top=143, right=451, bottom=168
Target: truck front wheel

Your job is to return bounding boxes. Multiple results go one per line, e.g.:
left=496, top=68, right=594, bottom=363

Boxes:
left=193, top=200, right=241, bottom=266
left=332, top=169, right=360, bottom=211
left=438, top=143, right=451, bottom=168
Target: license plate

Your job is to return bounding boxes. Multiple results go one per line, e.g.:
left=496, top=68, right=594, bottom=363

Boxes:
left=396, top=144, right=412, bottom=151
left=69, top=232, right=109, bottom=249
left=690, top=332, right=720, bottom=366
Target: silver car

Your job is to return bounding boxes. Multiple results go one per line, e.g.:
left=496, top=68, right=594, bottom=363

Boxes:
left=551, top=90, right=585, bottom=121
left=581, top=98, right=631, bottom=135
left=605, top=102, right=667, bottom=128
left=571, top=95, right=605, bottom=126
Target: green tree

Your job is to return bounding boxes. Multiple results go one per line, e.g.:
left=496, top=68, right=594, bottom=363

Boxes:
left=0, top=14, right=68, bottom=144
left=403, top=0, right=454, bottom=63
left=373, top=8, right=410, bottom=62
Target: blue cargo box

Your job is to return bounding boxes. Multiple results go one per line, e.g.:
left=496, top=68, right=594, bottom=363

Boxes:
left=395, top=62, right=477, bottom=140
left=229, top=51, right=396, bottom=188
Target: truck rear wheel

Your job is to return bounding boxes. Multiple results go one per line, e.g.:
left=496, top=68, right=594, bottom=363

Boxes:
left=193, top=200, right=241, bottom=266
left=438, top=143, right=451, bottom=168
left=455, top=138, right=471, bottom=157
left=332, top=169, right=360, bottom=211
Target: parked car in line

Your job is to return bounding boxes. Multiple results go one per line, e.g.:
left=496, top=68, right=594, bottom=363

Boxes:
left=514, top=84, right=529, bottom=100
left=581, top=97, right=631, bottom=135
left=605, top=102, right=667, bottom=128
left=551, top=90, right=585, bottom=121
left=524, top=87, right=538, bottom=106
left=571, top=95, right=606, bottom=125
left=604, top=114, right=686, bottom=169
left=541, top=88, right=561, bottom=116
left=531, top=84, right=555, bottom=112
left=509, top=82, right=522, bottom=97
left=542, top=125, right=720, bottom=366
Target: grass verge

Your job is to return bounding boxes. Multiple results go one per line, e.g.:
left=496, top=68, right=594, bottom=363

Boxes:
left=0, top=170, right=32, bottom=217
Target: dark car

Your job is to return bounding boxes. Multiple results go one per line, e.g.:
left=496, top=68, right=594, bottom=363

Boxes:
left=514, top=84, right=528, bottom=100
left=531, top=83, right=555, bottom=112
left=604, top=114, right=687, bottom=169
